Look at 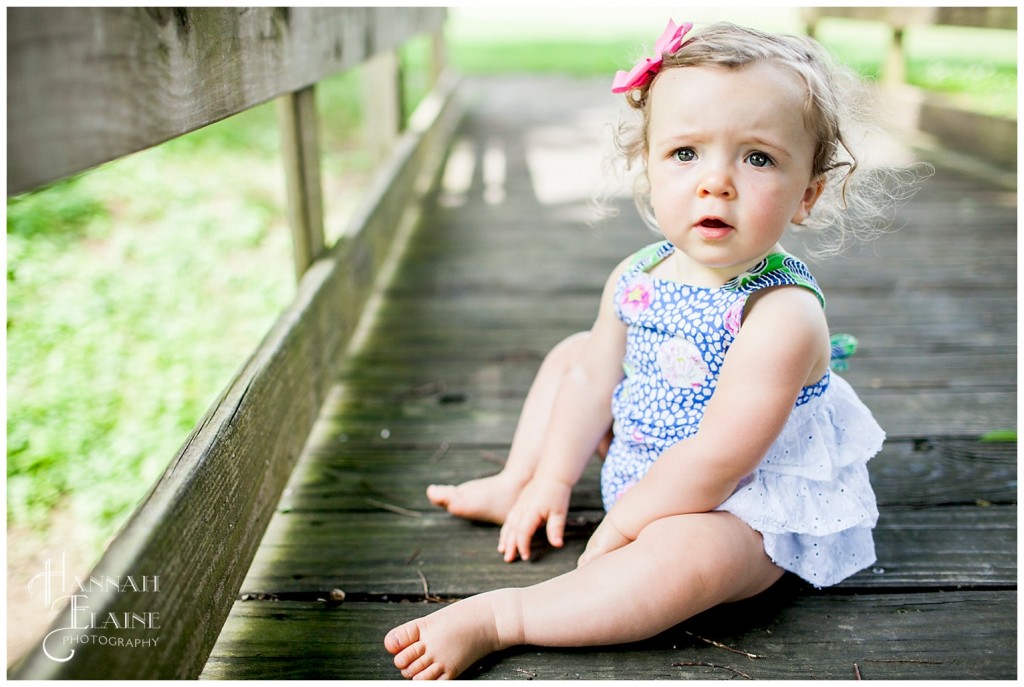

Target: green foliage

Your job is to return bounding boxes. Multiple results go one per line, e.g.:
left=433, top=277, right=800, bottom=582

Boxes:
left=979, top=430, right=1017, bottom=443
left=7, top=138, right=296, bottom=543
left=449, top=39, right=640, bottom=77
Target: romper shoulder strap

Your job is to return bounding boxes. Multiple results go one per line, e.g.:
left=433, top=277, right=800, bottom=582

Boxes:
left=623, top=240, right=675, bottom=275
left=722, top=252, right=826, bottom=308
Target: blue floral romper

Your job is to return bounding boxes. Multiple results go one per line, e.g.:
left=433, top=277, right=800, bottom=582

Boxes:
left=601, top=241, right=884, bottom=587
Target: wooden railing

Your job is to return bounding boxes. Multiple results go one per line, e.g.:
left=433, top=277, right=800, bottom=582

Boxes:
left=802, top=6, right=1017, bottom=86
left=8, top=7, right=460, bottom=679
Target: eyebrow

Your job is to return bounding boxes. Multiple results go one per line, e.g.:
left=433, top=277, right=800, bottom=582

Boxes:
left=652, top=132, right=795, bottom=161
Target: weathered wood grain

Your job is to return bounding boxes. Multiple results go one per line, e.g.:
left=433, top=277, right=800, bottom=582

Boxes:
left=8, top=7, right=446, bottom=194
left=201, top=591, right=1016, bottom=679
left=274, top=438, right=1019, bottom=513
left=8, top=70, right=462, bottom=681
left=233, top=505, right=1015, bottom=597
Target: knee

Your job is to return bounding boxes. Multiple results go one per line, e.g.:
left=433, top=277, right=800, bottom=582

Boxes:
left=544, top=332, right=590, bottom=369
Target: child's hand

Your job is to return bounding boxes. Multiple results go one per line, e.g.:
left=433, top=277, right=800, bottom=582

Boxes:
left=497, top=476, right=572, bottom=562
left=578, top=514, right=632, bottom=567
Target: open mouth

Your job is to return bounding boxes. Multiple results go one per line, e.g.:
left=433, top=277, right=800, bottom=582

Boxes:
left=696, top=218, right=733, bottom=239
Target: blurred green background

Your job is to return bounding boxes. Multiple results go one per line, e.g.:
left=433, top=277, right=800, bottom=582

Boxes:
left=6, top=8, right=1017, bottom=564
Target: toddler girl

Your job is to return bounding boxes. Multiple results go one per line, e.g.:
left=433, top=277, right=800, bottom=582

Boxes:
left=386, top=20, right=888, bottom=679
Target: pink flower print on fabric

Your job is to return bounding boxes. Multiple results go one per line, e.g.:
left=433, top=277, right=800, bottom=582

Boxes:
left=723, top=301, right=744, bottom=336
left=657, top=337, right=709, bottom=388
left=620, top=272, right=654, bottom=318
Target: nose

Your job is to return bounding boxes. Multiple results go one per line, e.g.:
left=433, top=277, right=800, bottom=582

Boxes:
left=697, top=168, right=736, bottom=199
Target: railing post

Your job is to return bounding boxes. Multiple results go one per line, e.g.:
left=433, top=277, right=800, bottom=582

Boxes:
left=363, top=49, right=403, bottom=161
left=278, top=86, right=326, bottom=279
left=430, top=28, right=447, bottom=86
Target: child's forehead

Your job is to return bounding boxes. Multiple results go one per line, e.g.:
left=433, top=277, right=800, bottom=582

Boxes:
left=649, top=63, right=808, bottom=125
left=653, top=61, right=806, bottom=101
left=647, top=63, right=813, bottom=147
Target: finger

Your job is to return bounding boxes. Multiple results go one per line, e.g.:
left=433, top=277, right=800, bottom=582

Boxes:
left=499, top=520, right=521, bottom=562
left=546, top=510, right=566, bottom=548
left=516, top=517, right=538, bottom=561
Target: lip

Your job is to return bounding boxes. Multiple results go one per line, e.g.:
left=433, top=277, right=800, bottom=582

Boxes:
left=694, top=216, right=734, bottom=240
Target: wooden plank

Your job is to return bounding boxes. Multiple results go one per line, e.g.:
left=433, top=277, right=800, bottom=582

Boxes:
left=8, top=7, right=446, bottom=194
left=803, top=6, right=1018, bottom=30
left=8, top=72, right=462, bottom=680
left=292, top=390, right=1017, bottom=444
left=277, top=438, right=1019, bottom=513
left=202, top=591, right=1017, bottom=679
left=236, top=505, right=1015, bottom=596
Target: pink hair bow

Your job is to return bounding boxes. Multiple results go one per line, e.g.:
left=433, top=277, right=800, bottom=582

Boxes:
left=611, top=19, right=694, bottom=94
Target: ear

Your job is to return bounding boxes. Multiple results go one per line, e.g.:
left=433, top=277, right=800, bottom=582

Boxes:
left=792, top=176, right=826, bottom=225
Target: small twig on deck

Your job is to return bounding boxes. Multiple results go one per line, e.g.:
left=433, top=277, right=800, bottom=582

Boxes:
left=366, top=498, right=422, bottom=518
left=480, top=450, right=506, bottom=467
left=515, top=668, right=538, bottom=678
left=684, top=631, right=765, bottom=659
left=864, top=658, right=944, bottom=665
left=428, top=441, right=451, bottom=464
left=673, top=661, right=752, bottom=680
left=416, top=569, right=444, bottom=603
left=410, top=380, right=448, bottom=398
left=853, top=663, right=862, bottom=680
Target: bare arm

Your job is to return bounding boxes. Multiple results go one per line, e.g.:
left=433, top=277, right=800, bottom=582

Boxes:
left=498, top=257, right=629, bottom=561
left=584, top=285, right=831, bottom=558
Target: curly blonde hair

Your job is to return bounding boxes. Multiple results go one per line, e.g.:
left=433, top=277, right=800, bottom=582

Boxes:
left=613, top=22, right=915, bottom=254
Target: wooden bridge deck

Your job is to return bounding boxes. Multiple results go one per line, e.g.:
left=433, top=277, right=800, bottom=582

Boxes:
left=201, top=76, right=1017, bottom=680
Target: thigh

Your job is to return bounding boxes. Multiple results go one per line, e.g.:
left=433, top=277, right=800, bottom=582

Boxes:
left=632, top=512, right=784, bottom=607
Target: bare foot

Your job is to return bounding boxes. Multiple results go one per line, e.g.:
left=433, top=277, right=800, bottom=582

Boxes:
left=384, top=590, right=524, bottom=679
left=426, top=472, right=527, bottom=525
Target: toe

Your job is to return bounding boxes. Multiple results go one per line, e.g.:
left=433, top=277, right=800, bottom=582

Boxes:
left=413, top=661, right=448, bottom=680
left=402, top=651, right=438, bottom=679
left=426, top=484, right=453, bottom=507
left=394, top=639, right=427, bottom=671
left=385, top=621, right=420, bottom=656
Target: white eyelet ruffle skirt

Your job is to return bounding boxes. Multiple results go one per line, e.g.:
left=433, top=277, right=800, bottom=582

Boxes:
left=715, top=372, right=884, bottom=587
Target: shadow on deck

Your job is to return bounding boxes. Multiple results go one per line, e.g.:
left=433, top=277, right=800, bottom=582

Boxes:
left=202, top=76, right=1017, bottom=680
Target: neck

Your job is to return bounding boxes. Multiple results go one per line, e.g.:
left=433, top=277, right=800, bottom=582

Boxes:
left=670, top=245, right=785, bottom=287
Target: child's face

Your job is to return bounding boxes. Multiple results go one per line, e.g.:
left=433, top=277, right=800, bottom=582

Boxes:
left=646, top=62, right=824, bottom=278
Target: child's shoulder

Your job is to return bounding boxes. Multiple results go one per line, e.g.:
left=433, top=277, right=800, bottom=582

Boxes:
left=725, top=252, right=825, bottom=309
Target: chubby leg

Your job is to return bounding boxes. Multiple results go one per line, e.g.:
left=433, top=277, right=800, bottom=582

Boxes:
left=427, top=332, right=599, bottom=524
left=385, top=512, right=784, bottom=679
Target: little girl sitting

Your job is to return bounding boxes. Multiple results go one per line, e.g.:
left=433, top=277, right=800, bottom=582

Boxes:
left=387, top=20, right=890, bottom=679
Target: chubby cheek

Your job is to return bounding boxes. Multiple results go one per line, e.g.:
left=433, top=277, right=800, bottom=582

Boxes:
left=750, top=184, right=802, bottom=227
left=648, top=172, right=690, bottom=217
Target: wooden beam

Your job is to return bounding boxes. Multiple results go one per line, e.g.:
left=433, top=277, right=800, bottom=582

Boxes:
left=7, top=7, right=446, bottom=195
